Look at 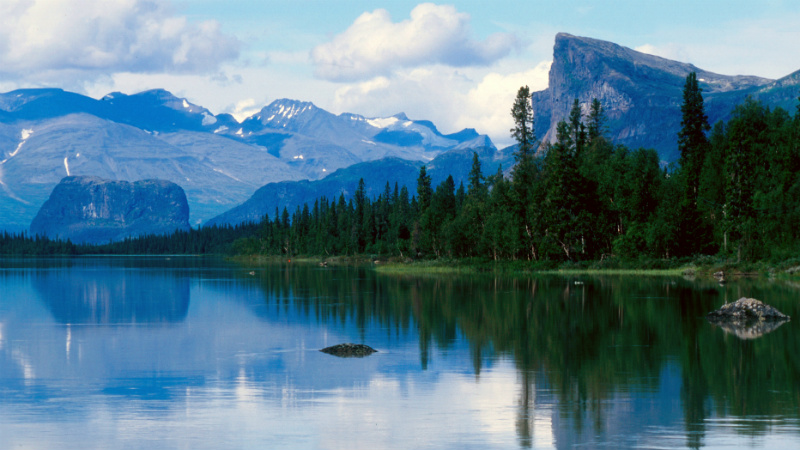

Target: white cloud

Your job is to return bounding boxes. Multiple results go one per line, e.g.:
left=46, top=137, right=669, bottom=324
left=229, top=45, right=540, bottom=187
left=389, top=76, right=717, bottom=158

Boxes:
left=0, top=0, right=239, bottom=85
left=331, top=60, right=551, bottom=148
left=229, top=98, right=261, bottom=122
left=311, top=3, right=518, bottom=82
left=456, top=61, right=551, bottom=147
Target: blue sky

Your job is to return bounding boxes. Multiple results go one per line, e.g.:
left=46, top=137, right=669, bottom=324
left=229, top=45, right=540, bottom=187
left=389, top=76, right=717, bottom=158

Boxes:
left=1, top=0, right=798, bottom=147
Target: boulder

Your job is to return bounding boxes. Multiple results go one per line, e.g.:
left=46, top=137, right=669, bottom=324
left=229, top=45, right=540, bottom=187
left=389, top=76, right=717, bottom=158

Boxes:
left=707, top=297, right=790, bottom=321
left=320, top=343, right=377, bottom=358
left=707, top=298, right=790, bottom=338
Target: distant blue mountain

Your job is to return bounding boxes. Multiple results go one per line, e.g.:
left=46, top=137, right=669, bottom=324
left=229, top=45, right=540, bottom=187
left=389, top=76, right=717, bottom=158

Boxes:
left=205, top=145, right=514, bottom=227
left=0, top=89, right=492, bottom=231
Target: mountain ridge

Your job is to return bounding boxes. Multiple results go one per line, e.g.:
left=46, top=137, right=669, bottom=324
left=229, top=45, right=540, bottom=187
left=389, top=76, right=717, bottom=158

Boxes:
left=532, top=33, right=797, bottom=162
left=0, top=88, right=491, bottom=231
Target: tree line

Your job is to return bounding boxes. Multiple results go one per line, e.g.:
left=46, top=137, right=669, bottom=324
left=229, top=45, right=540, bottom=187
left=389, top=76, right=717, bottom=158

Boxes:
left=233, top=76, right=800, bottom=263
left=3, top=73, right=799, bottom=262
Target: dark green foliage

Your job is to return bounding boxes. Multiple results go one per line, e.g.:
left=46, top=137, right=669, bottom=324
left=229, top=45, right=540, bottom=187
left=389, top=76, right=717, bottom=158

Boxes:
left=510, top=85, right=535, bottom=159
left=5, top=90, right=799, bottom=263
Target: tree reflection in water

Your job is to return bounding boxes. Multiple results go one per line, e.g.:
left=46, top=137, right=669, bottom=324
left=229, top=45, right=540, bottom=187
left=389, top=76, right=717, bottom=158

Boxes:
left=245, top=263, right=800, bottom=448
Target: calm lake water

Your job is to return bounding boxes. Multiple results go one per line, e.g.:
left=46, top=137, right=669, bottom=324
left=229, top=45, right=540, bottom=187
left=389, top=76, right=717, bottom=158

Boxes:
left=0, top=257, right=799, bottom=449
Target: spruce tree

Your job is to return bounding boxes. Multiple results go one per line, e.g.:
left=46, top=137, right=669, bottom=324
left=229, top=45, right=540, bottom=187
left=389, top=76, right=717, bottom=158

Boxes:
left=678, top=72, right=710, bottom=207
left=677, top=72, right=711, bottom=255
left=587, top=98, right=606, bottom=142
left=510, top=86, right=535, bottom=159
left=510, top=85, right=539, bottom=260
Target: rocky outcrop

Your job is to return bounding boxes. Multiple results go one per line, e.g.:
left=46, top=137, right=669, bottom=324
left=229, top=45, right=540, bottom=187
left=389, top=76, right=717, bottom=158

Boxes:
left=320, top=343, right=377, bottom=358
left=532, top=33, right=799, bottom=162
left=707, top=297, right=790, bottom=321
left=30, top=176, right=190, bottom=245
left=707, top=298, right=790, bottom=338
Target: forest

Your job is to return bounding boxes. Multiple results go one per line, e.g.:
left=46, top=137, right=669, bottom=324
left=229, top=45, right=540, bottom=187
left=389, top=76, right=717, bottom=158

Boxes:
left=226, top=74, right=800, bottom=264
left=3, top=73, right=799, bottom=265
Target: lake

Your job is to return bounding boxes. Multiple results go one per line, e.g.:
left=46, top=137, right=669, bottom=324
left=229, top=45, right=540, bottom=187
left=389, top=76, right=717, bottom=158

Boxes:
left=0, top=257, right=798, bottom=449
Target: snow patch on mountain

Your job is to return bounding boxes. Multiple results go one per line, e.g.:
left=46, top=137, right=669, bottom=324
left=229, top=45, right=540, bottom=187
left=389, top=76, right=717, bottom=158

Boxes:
left=2, top=128, right=34, bottom=163
left=367, top=117, right=400, bottom=128
left=201, top=112, right=217, bottom=126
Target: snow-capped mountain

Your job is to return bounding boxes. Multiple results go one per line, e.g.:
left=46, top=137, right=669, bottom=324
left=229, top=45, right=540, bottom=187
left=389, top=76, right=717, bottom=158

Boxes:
left=226, top=98, right=488, bottom=179
left=0, top=88, right=495, bottom=231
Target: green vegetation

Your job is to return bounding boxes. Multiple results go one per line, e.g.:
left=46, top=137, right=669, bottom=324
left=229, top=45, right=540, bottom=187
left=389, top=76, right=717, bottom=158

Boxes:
left=3, top=74, right=799, bottom=274
left=221, top=74, right=800, bottom=269
left=0, top=222, right=258, bottom=256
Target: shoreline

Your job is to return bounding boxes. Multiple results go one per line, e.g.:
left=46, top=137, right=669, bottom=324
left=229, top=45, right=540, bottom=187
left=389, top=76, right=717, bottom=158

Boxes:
left=230, top=254, right=800, bottom=280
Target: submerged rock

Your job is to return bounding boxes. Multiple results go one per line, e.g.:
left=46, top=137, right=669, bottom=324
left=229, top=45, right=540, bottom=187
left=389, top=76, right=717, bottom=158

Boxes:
left=707, top=298, right=790, bottom=339
left=320, top=343, right=377, bottom=358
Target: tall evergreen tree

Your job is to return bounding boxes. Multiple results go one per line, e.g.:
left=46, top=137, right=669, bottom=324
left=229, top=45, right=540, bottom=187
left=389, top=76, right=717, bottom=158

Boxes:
left=587, top=98, right=607, bottom=142
left=568, top=99, right=587, bottom=156
left=510, top=85, right=539, bottom=260
left=677, top=72, right=712, bottom=255
left=678, top=72, right=711, bottom=207
left=510, top=86, right=535, bottom=158
left=416, top=166, right=432, bottom=212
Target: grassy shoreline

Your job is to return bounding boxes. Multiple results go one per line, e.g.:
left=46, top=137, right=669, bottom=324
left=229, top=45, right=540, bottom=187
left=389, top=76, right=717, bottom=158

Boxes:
left=231, top=254, right=800, bottom=280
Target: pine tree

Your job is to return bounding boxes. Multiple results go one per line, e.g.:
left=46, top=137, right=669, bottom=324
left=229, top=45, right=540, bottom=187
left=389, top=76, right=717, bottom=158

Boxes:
left=510, top=85, right=539, bottom=260
left=678, top=72, right=711, bottom=208
left=587, top=98, right=607, bottom=142
left=510, top=86, right=535, bottom=158
left=568, top=99, right=587, bottom=156
left=677, top=72, right=711, bottom=255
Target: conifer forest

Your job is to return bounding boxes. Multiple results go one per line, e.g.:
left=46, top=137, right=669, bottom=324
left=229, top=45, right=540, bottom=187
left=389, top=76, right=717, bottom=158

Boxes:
left=4, top=74, right=800, bottom=264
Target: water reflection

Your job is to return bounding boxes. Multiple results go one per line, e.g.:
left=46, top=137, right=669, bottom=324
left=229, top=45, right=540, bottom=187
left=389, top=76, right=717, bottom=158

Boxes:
left=242, top=265, right=800, bottom=448
left=707, top=316, right=789, bottom=339
left=0, top=258, right=798, bottom=449
left=34, top=268, right=190, bottom=324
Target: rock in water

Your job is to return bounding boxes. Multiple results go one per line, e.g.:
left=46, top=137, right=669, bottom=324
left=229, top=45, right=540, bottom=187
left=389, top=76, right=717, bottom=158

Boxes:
left=320, top=343, right=377, bottom=358
left=707, top=297, right=790, bottom=321
left=707, top=298, right=790, bottom=338
left=30, top=176, right=190, bottom=245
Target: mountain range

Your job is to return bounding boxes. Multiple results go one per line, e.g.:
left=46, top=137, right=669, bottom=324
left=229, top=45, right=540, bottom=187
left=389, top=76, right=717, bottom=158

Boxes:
left=0, top=89, right=488, bottom=231
left=2, top=32, right=798, bottom=234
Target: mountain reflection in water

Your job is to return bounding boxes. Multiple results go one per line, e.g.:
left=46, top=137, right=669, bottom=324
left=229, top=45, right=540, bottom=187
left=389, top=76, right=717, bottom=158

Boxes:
left=34, top=268, right=190, bottom=324
left=0, top=257, right=798, bottom=449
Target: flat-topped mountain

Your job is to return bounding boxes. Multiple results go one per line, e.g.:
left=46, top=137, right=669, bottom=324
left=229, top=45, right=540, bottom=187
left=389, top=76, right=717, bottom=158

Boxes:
left=533, top=33, right=799, bottom=162
left=30, top=176, right=190, bottom=245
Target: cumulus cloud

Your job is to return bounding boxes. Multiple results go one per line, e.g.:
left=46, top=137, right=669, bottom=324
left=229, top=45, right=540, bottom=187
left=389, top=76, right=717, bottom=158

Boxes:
left=331, top=61, right=551, bottom=148
left=456, top=61, right=551, bottom=146
left=0, top=0, right=239, bottom=84
left=311, top=3, right=518, bottom=82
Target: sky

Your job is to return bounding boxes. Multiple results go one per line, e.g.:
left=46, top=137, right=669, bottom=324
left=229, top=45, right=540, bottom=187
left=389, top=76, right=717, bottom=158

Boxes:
left=0, top=0, right=798, bottom=148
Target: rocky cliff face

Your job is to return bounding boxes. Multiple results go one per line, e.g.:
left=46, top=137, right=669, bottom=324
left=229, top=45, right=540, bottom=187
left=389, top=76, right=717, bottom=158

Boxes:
left=533, top=33, right=798, bottom=162
left=30, top=176, right=190, bottom=245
